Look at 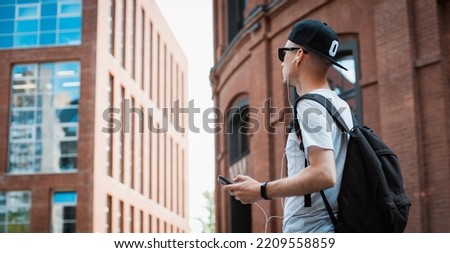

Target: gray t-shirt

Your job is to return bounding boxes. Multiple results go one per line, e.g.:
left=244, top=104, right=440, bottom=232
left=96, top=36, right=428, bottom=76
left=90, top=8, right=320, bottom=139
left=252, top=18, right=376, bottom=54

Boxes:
left=283, top=89, right=353, bottom=233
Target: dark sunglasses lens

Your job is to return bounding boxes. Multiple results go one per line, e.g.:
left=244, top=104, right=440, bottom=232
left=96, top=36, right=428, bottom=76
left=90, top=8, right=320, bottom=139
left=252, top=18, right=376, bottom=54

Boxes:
left=278, top=49, right=285, bottom=62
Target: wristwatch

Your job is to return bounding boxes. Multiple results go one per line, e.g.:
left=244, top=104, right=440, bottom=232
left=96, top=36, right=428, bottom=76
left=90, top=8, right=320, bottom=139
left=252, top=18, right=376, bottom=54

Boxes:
left=260, top=181, right=272, bottom=200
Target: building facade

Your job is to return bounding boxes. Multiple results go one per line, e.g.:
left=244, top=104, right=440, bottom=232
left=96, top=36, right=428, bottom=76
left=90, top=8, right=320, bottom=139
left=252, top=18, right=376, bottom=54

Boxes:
left=211, top=0, right=450, bottom=232
left=0, top=0, right=189, bottom=233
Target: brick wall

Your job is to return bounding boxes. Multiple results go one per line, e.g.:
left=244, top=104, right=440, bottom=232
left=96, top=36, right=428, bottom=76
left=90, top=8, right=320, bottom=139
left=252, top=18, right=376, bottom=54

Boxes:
left=212, top=0, right=450, bottom=232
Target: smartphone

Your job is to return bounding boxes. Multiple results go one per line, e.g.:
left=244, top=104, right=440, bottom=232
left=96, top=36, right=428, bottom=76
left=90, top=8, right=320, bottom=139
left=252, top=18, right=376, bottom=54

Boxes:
left=218, top=175, right=233, bottom=185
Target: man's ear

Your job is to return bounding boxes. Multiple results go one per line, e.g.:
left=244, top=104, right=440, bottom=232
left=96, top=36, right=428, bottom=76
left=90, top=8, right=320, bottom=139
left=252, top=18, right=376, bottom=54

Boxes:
left=294, top=50, right=304, bottom=66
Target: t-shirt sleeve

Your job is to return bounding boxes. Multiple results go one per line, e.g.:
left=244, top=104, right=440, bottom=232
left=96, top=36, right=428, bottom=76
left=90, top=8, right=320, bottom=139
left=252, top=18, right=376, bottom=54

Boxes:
left=297, top=99, right=334, bottom=158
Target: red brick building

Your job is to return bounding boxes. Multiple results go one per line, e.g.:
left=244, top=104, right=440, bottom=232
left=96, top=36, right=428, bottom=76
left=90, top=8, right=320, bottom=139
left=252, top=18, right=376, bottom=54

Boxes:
left=0, top=0, right=188, bottom=233
left=211, top=0, right=450, bottom=232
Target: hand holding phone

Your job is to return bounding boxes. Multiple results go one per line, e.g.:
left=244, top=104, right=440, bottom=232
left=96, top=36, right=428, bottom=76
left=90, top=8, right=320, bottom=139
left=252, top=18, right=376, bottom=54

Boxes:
left=218, top=175, right=233, bottom=185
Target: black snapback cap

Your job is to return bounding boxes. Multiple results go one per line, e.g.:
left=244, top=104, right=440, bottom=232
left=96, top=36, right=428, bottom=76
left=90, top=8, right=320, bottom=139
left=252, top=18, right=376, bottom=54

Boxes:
left=288, top=19, right=347, bottom=71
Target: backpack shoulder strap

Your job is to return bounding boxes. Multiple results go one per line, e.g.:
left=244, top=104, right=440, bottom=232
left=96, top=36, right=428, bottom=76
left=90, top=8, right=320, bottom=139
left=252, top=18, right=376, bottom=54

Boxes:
left=297, top=93, right=352, bottom=225
left=299, top=93, right=352, bottom=133
left=291, top=97, right=311, bottom=207
left=291, top=96, right=302, bottom=142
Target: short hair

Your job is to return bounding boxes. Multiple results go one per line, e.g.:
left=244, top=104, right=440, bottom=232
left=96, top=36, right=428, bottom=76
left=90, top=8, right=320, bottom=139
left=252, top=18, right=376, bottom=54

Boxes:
left=303, top=47, right=332, bottom=75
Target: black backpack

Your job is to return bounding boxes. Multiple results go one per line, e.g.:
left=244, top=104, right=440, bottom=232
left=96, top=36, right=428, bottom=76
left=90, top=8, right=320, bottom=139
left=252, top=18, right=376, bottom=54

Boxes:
left=292, top=93, right=411, bottom=232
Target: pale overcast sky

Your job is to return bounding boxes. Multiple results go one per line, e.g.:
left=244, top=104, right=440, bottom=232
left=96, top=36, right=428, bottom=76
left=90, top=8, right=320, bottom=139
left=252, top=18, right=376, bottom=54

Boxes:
left=154, top=0, right=215, bottom=232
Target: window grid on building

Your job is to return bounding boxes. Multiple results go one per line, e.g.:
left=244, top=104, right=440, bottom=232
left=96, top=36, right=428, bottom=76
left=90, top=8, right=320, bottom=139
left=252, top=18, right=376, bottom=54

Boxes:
left=107, top=74, right=114, bottom=177
left=106, top=195, right=112, bottom=233
left=130, top=97, right=135, bottom=189
left=0, top=0, right=82, bottom=49
left=140, top=106, right=144, bottom=195
left=130, top=0, right=136, bottom=79
left=9, top=61, right=80, bottom=174
left=129, top=205, right=134, bottom=233
left=109, top=0, right=115, bottom=55
left=0, top=191, right=31, bottom=233
left=51, top=191, right=77, bottom=233
left=120, top=0, right=126, bottom=68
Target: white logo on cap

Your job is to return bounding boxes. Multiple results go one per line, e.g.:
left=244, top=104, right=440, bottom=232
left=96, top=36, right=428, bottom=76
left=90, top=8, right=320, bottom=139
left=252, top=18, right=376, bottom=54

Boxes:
left=329, top=40, right=339, bottom=57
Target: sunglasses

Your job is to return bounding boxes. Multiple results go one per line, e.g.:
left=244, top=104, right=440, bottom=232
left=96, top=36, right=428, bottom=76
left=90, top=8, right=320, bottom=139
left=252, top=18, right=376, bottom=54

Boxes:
left=278, top=47, right=307, bottom=62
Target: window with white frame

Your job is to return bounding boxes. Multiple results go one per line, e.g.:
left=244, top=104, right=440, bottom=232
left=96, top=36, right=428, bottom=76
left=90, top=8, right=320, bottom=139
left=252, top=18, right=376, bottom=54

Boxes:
left=8, top=61, right=80, bottom=174
left=0, top=191, right=31, bottom=233
left=51, top=191, right=77, bottom=233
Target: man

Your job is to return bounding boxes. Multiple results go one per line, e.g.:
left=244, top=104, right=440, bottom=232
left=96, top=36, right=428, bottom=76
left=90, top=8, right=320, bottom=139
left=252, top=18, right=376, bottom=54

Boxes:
left=223, top=20, right=354, bottom=232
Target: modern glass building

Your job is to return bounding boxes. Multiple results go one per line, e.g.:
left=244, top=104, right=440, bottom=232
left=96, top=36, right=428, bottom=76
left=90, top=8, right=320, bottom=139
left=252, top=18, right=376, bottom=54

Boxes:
left=0, top=0, right=82, bottom=49
left=0, top=0, right=189, bottom=233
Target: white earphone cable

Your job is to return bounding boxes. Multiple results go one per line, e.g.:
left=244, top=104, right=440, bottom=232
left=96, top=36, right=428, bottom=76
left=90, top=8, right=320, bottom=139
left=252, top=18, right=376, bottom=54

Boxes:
left=251, top=53, right=298, bottom=233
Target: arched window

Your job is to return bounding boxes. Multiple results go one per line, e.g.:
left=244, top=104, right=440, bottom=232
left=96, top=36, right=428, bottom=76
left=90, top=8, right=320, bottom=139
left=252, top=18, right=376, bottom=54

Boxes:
left=327, top=39, right=363, bottom=125
left=227, top=98, right=249, bottom=165
left=226, top=97, right=252, bottom=232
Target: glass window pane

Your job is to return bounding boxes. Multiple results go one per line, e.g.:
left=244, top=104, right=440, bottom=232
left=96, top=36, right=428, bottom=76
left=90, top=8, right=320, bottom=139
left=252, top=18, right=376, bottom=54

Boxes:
left=10, top=111, right=35, bottom=125
left=0, top=0, right=15, bottom=5
left=56, top=62, right=79, bottom=76
left=15, top=34, right=38, bottom=47
left=56, top=108, right=78, bottom=123
left=58, top=17, right=81, bottom=30
left=60, top=157, right=77, bottom=170
left=7, top=224, right=29, bottom=233
left=8, top=208, right=30, bottom=223
left=17, top=6, right=38, bottom=18
left=62, top=126, right=77, bottom=137
left=11, top=94, right=35, bottom=107
left=12, top=64, right=37, bottom=78
left=55, top=77, right=80, bottom=90
left=58, top=31, right=80, bottom=45
left=36, top=127, right=41, bottom=140
left=63, top=222, right=75, bottom=233
left=41, top=4, right=57, bottom=17
left=8, top=147, right=34, bottom=172
left=9, top=62, right=79, bottom=175
left=40, top=18, right=56, bottom=31
left=53, top=125, right=78, bottom=140
left=16, top=20, right=38, bottom=32
left=0, top=35, right=13, bottom=48
left=10, top=127, right=33, bottom=140
left=60, top=141, right=77, bottom=155
left=0, top=193, right=6, bottom=205
left=53, top=192, right=76, bottom=204
left=36, top=110, right=42, bottom=124
left=329, top=55, right=357, bottom=95
left=0, top=21, right=14, bottom=34
left=54, top=89, right=80, bottom=105
left=9, top=143, right=34, bottom=157
left=39, top=32, right=56, bottom=45
left=17, top=0, right=39, bottom=4
left=0, top=224, right=5, bottom=233
left=0, top=6, right=15, bottom=20
left=63, top=206, right=76, bottom=219
left=60, top=3, right=81, bottom=16
left=7, top=192, right=29, bottom=204
left=11, top=79, right=37, bottom=94
left=9, top=160, right=34, bottom=173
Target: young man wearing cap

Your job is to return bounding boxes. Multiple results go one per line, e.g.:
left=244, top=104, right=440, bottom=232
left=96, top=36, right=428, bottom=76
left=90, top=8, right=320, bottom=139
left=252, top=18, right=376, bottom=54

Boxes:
left=223, top=20, right=354, bottom=232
